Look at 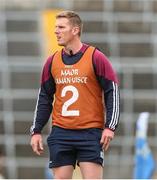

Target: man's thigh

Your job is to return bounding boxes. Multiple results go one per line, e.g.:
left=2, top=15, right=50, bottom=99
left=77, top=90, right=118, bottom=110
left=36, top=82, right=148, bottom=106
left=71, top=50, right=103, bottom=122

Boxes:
left=79, top=162, right=103, bottom=179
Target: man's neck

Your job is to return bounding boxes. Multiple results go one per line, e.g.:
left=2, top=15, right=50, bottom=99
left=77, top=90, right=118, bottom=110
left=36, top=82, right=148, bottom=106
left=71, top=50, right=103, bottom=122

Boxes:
left=64, top=40, right=83, bottom=55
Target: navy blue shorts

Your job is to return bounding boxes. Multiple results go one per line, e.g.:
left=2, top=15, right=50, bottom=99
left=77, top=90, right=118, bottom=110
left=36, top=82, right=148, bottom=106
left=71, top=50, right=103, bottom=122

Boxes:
left=47, top=126, right=104, bottom=168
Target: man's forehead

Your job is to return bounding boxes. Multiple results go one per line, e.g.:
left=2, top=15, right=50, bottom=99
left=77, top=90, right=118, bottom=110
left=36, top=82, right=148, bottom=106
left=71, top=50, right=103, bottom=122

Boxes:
left=55, top=18, right=70, bottom=25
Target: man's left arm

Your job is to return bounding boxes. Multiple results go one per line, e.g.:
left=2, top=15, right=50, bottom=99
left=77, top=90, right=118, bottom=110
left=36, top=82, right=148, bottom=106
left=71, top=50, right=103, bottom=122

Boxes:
left=93, top=49, right=120, bottom=150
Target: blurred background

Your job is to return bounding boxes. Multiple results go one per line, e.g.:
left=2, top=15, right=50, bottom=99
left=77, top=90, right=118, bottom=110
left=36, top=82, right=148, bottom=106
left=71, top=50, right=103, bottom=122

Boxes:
left=0, top=0, right=157, bottom=179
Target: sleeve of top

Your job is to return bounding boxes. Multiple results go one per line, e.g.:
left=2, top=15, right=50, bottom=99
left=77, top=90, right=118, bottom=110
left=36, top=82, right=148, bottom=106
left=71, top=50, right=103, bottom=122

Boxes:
left=30, top=55, right=56, bottom=135
left=93, top=49, right=120, bottom=131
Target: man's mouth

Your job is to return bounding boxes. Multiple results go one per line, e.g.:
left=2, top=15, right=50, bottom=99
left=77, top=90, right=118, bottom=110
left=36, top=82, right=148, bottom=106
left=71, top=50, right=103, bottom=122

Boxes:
left=57, top=36, right=61, bottom=41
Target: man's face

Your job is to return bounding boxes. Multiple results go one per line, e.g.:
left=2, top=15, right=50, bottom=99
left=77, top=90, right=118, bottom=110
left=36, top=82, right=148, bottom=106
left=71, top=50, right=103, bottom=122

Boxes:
left=55, top=18, right=77, bottom=46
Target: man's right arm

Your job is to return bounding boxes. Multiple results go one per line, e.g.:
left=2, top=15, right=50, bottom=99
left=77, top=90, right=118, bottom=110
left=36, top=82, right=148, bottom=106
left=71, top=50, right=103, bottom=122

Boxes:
left=30, top=55, right=56, bottom=135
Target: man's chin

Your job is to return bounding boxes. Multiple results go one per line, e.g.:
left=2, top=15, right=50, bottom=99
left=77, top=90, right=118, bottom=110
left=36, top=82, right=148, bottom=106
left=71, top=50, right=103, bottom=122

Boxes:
left=57, top=42, right=64, bottom=46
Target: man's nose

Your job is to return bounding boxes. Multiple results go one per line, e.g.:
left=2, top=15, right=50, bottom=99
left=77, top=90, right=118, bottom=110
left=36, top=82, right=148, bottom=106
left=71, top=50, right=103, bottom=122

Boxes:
left=54, top=29, right=58, bottom=34
left=55, top=27, right=59, bottom=34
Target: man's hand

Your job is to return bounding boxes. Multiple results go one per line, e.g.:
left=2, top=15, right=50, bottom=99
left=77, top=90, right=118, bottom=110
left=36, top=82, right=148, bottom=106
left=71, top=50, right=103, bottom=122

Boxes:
left=30, top=134, right=44, bottom=155
left=100, top=128, right=114, bottom=151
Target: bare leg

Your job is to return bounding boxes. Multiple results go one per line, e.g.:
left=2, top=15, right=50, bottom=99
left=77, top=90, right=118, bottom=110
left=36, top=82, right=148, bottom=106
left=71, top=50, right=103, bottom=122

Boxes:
left=79, top=162, right=103, bottom=179
left=52, top=165, right=74, bottom=179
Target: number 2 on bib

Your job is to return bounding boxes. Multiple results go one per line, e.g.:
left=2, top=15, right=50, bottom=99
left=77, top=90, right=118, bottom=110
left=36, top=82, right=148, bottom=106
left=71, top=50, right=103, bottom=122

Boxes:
left=61, top=85, right=79, bottom=116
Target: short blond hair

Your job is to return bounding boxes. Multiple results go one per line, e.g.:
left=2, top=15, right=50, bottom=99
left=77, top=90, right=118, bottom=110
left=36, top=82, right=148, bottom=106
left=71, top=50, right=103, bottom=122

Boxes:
left=56, top=11, right=83, bottom=36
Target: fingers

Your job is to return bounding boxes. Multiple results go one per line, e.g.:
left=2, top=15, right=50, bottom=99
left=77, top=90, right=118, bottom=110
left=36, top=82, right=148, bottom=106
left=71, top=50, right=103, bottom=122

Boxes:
left=39, top=139, right=44, bottom=151
left=101, top=136, right=112, bottom=151
left=31, top=142, right=43, bottom=155
left=100, top=134, right=104, bottom=145
left=103, top=137, right=112, bottom=151
left=100, top=128, right=114, bottom=151
left=30, top=135, right=44, bottom=155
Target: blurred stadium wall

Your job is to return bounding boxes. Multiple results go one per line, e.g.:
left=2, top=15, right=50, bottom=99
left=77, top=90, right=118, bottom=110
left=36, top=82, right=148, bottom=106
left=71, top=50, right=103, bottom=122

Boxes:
left=0, top=0, right=157, bottom=178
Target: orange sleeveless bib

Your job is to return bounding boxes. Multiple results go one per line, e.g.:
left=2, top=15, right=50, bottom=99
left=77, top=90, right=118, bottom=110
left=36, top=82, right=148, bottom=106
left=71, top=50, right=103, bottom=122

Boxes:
left=51, top=46, right=105, bottom=129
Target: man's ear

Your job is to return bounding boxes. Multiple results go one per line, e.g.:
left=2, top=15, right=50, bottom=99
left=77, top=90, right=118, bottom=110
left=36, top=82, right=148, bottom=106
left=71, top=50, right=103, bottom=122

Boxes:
left=72, top=26, right=79, bottom=36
